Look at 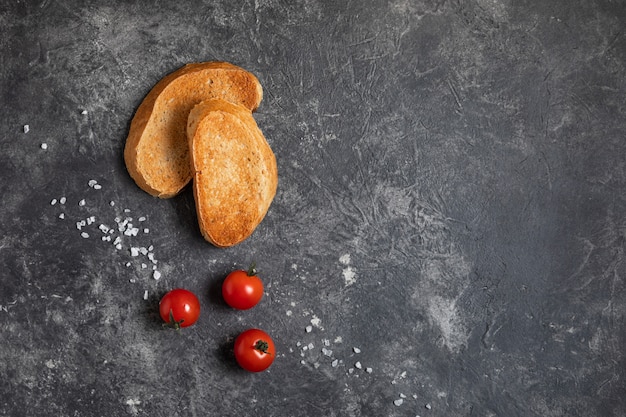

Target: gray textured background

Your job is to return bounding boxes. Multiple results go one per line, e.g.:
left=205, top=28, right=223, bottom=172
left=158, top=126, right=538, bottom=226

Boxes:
left=1, top=0, right=625, bottom=416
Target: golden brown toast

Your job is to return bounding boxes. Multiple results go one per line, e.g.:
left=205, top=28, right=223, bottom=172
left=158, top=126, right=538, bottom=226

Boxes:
left=124, top=62, right=263, bottom=198
left=187, top=99, right=277, bottom=247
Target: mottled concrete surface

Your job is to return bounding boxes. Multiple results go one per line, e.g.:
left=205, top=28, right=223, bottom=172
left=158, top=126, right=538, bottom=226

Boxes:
left=1, top=0, right=625, bottom=416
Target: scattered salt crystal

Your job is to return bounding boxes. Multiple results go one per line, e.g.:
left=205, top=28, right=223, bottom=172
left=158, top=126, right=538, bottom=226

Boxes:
left=50, top=199, right=57, bottom=205
left=88, top=180, right=98, bottom=187
left=353, top=347, right=361, bottom=354
left=138, top=216, right=146, bottom=222
left=78, top=199, right=86, bottom=206
left=81, top=110, right=88, bottom=115
left=130, top=247, right=139, bottom=257
left=143, top=290, right=148, bottom=300
left=331, top=359, right=339, bottom=367
left=355, top=361, right=362, bottom=369
left=141, top=263, right=147, bottom=269
left=81, top=232, right=89, bottom=238
left=58, top=213, right=65, bottom=219
left=366, top=367, right=373, bottom=373
left=143, top=228, right=149, bottom=234
left=321, top=348, right=333, bottom=357
left=41, top=143, right=48, bottom=150
left=399, top=393, right=406, bottom=399
left=93, top=184, right=102, bottom=190
left=305, top=325, right=313, bottom=333
left=59, top=197, right=66, bottom=204
left=307, top=343, right=314, bottom=350
left=109, top=201, right=115, bottom=206
left=153, top=270, right=161, bottom=280
left=425, top=404, right=432, bottom=410
left=393, top=399, right=404, bottom=406
left=23, top=125, right=30, bottom=133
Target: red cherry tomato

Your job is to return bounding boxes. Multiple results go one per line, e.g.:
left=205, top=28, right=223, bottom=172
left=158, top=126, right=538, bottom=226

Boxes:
left=222, top=265, right=264, bottom=310
left=234, top=328, right=275, bottom=372
left=159, top=289, right=200, bottom=329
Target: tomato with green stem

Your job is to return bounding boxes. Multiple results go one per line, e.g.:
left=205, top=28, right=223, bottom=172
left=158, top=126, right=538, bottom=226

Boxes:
left=159, top=289, right=200, bottom=329
left=234, top=328, right=275, bottom=372
left=222, top=263, right=264, bottom=310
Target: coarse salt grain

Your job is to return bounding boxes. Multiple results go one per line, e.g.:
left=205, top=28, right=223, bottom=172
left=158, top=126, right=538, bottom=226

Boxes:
left=60, top=197, right=66, bottom=204
left=23, top=125, right=30, bottom=133
left=143, top=290, right=148, bottom=300
left=81, top=232, right=89, bottom=238
left=393, top=399, right=403, bottom=406
left=51, top=199, right=57, bottom=205
left=41, top=143, right=48, bottom=150
left=153, top=270, right=161, bottom=280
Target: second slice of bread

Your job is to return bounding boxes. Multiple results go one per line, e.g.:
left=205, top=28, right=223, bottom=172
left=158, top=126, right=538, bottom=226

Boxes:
left=124, top=62, right=263, bottom=198
left=187, top=99, right=277, bottom=247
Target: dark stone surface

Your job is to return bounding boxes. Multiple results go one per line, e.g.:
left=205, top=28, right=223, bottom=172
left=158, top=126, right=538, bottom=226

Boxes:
left=1, top=0, right=625, bottom=416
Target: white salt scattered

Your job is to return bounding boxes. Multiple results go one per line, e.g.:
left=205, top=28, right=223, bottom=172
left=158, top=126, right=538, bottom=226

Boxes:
left=353, top=347, right=361, bottom=354
left=50, top=199, right=57, bottom=205
left=305, top=325, right=313, bottom=333
left=393, top=399, right=404, bottom=406
left=78, top=199, right=86, bottom=206
left=58, top=213, right=65, bottom=219
left=143, top=290, right=148, bottom=300
left=153, top=270, right=161, bottom=280
left=41, top=143, right=48, bottom=150
left=355, top=361, right=362, bottom=369
left=425, top=404, right=432, bottom=410
left=23, top=125, right=30, bottom=133
left=59, top=197, right=66, bottom=204
left=80, top=232, right=89, bottom=238
left=366, top=367, right=373, bottom=373
left=331, top=359, right=339, bottom=367
left=81, top=110, right=88, bottom=115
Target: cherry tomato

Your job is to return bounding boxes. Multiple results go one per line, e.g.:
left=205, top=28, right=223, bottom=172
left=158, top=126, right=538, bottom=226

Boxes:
left=234, top=328, right=275, bottom=372
left=159, top=289, right=200, bottom=329
left=222, top=264, right=264, bottom=310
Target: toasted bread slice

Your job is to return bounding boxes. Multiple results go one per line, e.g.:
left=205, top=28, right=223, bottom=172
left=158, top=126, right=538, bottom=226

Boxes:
left=124, top=62, right=263, bottom=198
left=187, top=99, right=277, bottom=247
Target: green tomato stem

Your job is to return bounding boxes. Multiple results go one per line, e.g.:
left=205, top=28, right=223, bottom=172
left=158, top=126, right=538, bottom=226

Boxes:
left=254, top=340, right=270, bottom=354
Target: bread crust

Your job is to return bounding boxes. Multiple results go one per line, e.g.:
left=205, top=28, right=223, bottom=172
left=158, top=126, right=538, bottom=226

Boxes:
left=187, top=99, right=277, bottom=247
left=124, top=62, right=263, bottom=198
